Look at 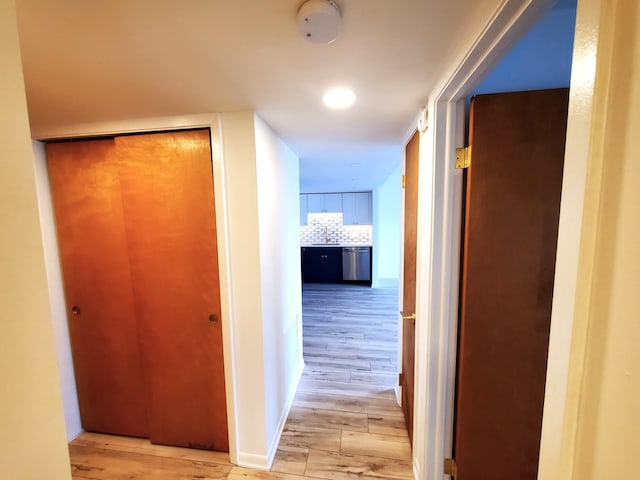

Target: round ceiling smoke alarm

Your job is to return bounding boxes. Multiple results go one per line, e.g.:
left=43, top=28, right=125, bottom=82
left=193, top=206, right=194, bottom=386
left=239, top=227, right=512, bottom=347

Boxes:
left=296, top=0, right=342, bottom=44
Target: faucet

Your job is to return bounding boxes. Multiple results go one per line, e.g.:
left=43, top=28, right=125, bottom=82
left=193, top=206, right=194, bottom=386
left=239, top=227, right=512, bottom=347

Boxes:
left=322, top=226, right=330, bottom=244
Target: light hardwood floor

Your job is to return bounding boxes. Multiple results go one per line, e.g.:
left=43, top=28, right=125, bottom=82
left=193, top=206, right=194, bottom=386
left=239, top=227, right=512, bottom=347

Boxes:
left=69, top=283, right=410, bottom=480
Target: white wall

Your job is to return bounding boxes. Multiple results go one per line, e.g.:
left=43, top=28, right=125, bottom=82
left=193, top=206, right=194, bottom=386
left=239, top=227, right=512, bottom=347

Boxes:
left=541, top=0, right=640, bottom=478
left=0, top=0, right=72, bottom=477
left=218, top=112, right=269, bottom=465
left=372, top=165, right=402, bottom=287
left=254, top=114, right=304, bottom=465
left=32, top=140, right=82, bottom=441
left=473, top=4, right=576, bottom=95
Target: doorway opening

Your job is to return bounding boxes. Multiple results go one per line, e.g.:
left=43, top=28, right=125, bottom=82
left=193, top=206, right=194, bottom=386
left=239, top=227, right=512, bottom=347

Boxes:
left=285, top=167, right=406, bottom=473
left=428, top=1, right=575, bottom=478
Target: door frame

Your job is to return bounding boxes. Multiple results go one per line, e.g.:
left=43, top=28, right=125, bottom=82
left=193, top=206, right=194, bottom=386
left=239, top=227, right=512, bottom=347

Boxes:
left=32, top=114, right=240, bottom=464
left=410, top=0, right=604, bottom=478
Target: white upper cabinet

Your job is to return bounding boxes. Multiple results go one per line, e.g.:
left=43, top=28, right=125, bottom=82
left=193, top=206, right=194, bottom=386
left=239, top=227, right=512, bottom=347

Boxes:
left=301, top=191, right=371, bottom=225
left=300, top=194, right=308, bottom=225
left=323, top=193, right=343, bottom=212
left=342, top=192, right=372, bottom=225
left=307, top=193, right=343, bottom=213
left=306, top=194, right=323, bottom=213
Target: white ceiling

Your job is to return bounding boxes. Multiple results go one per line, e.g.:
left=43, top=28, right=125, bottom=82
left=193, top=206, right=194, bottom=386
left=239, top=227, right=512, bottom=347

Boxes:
left=16, top=0, right=510, bottom=192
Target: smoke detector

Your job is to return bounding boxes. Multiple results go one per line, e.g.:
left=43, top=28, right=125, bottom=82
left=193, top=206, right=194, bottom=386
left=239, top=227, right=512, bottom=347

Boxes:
left=297, top=0, right=342, bottom=44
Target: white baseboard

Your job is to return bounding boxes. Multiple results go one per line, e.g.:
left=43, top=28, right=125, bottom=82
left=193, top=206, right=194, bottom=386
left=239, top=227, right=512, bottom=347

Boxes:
left=413, top=458, right=421, bottom=480
left=264, top=359, right=305, bottom=468
left=236, top=452, right=271, bottom=471
left=375, top=277, right=399, bottom=288
left=394, top=385, right=402, bottom=406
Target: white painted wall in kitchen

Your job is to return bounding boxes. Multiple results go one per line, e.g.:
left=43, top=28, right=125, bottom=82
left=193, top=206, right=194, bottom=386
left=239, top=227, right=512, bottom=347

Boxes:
left=373, top=165, right=401, bottom=286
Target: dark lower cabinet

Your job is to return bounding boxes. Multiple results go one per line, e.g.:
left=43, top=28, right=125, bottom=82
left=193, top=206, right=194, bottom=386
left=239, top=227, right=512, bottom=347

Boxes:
left=301, top=247, right=342, bottom=283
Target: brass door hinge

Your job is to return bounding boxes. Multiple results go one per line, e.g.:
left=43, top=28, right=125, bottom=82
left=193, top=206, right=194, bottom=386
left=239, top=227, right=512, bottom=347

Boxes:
left=398, top=372, right=404, bottom=386
left=444, top=458, right=457, bottom=479
left=402, top=174, right=406, bottom=188
left=455, top=146, right=471, bottom=169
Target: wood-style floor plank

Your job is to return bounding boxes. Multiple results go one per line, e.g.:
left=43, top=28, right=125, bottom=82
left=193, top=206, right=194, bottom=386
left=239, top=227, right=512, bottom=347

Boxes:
left=72, top=431, right=231, bottom=465
left=301, top=365, right=352, bottom=383
left=278, top=424, right=342, bottom=452
left=349, top=371, right=397, bottom=386
left=70, top=443, right=231, bottom=479
left=293, top=390, right=403, bottom=417
left=340, top=431, right=411, bottom=461
left=296, top=378, right=396, bottom=401
left=228, top=467, right=308, bottom=480
left=367, top=415, right=410, bottom=438
left=304, top=449, right=413, bottom=480
left=286, top=406, right=369, bottom=433
left=271, top=446, right=309, bottom=475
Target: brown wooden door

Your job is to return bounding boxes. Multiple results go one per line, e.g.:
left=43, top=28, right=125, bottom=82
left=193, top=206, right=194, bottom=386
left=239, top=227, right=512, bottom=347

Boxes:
left=401, top=130, right=419, bottom=443
left=454, top=89, right=569, bottom=479
left=46, top=139, right=149, bottom=438
left=116, top=129, right=228, bottom=451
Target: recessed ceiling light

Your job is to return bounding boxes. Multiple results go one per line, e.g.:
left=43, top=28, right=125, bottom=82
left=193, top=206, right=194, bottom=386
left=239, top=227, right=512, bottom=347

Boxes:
left=323, top=87, right=355, bottom=109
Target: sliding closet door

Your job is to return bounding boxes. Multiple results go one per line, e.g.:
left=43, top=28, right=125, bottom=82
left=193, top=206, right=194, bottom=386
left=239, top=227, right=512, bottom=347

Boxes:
left=46, top=139, right=149, bottom=437
left=116, top=129, right=228, bottom=451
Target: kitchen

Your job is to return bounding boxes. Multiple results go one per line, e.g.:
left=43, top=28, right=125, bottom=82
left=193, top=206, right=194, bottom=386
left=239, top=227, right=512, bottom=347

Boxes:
left=298, top=156, right=403, bottom=289
left=300, top=192, right=374, bottom=285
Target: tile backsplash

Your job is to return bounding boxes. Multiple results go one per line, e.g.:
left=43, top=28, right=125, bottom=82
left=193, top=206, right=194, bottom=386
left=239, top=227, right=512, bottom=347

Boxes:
left=300, top=213, right=372, bottom=245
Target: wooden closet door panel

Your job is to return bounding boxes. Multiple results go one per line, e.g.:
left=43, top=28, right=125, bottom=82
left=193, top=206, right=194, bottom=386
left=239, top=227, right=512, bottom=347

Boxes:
left=116, top=129, right=228, bottom=451
left=46, top=139, right=148, bottom=437
left=454, top=89, right=568, bottom=479
left=401, top=130, right=419, bottom=443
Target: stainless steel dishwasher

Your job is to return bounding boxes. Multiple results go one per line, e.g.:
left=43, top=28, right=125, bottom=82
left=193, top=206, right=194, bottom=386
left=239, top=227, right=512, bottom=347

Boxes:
left=342, top=247, right=371, bottom=281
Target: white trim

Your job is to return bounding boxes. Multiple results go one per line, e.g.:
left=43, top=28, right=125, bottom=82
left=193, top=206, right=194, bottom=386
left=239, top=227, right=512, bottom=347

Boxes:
left=396, top=130, right=411, bottom=416
left=211, top=114, right=240, bottom=464
left=236, top=452, right=271, bottom=471
left=402, top=113, right=421, bottom=147
left=265, top=359, right=305, bottom=469
left=31, top=113, right=240, bottom=465
left=394, top=385, right=402, bottom=407
left=412, top=125, right=434, bottom=480
left=413, top=1, right=559, bottom=479
left=538, top=0, right=607, bottom=477
left=439, top=99, right=466, bottom=467
left=32, top=139, right=83, bottom=441
left=29, top=114, right=219, bottom=140
left=434, top=0, right=555, bottom=100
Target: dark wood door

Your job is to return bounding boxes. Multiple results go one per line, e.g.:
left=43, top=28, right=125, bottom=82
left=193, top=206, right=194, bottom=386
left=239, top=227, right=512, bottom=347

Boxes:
left=115, top=129, right=228, bottom=451
left=46, top=139, right=149, bottom=438
left=401, top=130, right=419, bottom=443
left=454, top=89, right=569, bottom=479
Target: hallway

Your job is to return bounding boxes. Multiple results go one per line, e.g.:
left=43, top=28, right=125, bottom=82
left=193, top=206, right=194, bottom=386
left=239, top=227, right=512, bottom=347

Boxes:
left=271, top=283, right=413, bottom=478
left=67, top=284, right=412, bottom=480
